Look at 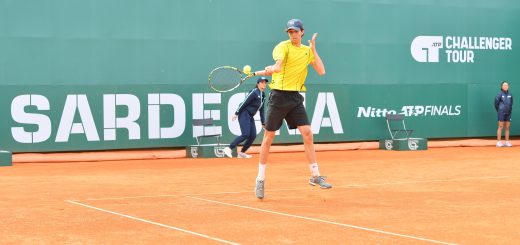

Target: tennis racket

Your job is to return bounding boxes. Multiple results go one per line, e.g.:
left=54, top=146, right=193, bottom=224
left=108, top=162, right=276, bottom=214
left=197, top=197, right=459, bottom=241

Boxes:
left=208, top=66, right=255, bottom=92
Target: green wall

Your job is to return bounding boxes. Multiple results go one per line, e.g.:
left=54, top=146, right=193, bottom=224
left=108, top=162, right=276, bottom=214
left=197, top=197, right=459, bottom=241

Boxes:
left=0, top=0, right=519, bottom=152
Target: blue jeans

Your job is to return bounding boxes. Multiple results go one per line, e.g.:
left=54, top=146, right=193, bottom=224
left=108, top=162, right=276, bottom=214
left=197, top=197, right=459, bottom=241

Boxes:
left=230, top=111, right=257, bottom=153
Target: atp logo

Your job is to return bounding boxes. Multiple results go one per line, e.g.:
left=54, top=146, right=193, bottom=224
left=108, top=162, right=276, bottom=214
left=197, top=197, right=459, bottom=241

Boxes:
left=410, top=36, right=443, bottom=62
left=190, top=147, right=199, bottom=158
left=384, top=140, right=393, bottom=150
left=408, top=139, right=419, bottom=150
left=214, top=146, right=226, bottom=158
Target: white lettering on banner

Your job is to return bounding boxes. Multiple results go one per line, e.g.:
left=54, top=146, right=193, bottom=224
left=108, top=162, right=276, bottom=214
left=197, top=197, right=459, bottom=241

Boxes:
left=357, top=105, right=462, bottom=118
left=311, top=93, right=343, bottom=134
left=103, top=94, right=141, bottom=141
left=357, top=107, right=397, bottom=118
left=412, top=35, right=512, bottom=63
left=445, top=50, right=474, bottom=63
left=11, top=95, right=52, bottom=143
left=148, top=93, right=186, bottom=139
left=56, top=95, right=100, bottom=142
left=10, top=91, right=344, bottom=144
left=193, top=93, right=221, bottom=138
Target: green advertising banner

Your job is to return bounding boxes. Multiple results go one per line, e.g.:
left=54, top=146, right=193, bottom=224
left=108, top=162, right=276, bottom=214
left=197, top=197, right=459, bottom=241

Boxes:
left=1, top=83, right=515, bottom=152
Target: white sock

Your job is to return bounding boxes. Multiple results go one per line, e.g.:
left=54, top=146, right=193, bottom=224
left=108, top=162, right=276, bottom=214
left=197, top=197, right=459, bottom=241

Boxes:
left=257, top=163, right=266, bottom=181
left=309, top=163, right=320, bottom=177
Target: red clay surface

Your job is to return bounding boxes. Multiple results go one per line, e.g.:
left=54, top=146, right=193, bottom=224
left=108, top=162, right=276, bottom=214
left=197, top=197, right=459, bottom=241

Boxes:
left=1, top=146, right=519, bottom=244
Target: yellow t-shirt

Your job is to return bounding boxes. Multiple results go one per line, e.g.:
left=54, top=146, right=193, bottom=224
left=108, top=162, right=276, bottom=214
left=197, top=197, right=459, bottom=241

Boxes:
left=269, top=40, right=315, bottom=91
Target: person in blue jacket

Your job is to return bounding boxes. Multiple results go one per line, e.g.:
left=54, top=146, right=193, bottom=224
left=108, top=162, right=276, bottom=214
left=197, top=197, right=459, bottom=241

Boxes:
left=224, top=77, right=268, bottom=158
left=495, top=81, right=513, bottom=147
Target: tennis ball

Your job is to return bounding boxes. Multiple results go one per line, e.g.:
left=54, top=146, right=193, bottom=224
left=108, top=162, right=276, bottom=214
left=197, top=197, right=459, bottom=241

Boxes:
left=243, top=65, right=251, bottom=74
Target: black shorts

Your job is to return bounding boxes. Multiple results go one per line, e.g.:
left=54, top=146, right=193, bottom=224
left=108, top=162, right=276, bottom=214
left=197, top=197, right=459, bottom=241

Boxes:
left=264, top=89, right=309, bottom=131
left=498, top=111, right=512, bottom=122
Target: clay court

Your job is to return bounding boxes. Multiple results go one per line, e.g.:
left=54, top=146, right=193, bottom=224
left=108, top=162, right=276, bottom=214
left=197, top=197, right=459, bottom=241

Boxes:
left=1, top=142, right=519, bottom=244
left=2, top=1, right=520, bottom=244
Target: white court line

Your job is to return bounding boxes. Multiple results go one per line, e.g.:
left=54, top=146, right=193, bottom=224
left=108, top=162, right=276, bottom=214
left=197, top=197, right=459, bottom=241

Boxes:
left=80, top=191, right=248, bottom=201
left=65, top=200, right=240, bottom=245
left=187, top=196, right=458, bottom=245
left=80, top=175, right=510, bottom=201
left=349, top=175, right=510, bottom=187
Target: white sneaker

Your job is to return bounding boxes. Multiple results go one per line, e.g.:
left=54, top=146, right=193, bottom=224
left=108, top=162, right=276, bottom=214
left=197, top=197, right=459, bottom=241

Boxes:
left=505, top=141, right=513, bottom=147
left=496, top=141, right=504, bottom=147
left=237, top=152, right=252, bottom=159
left=223, top=147, right=232, bottom=158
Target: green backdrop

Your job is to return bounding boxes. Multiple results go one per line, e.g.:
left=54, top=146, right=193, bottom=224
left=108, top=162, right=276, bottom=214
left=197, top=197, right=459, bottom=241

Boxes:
left=1, top=0, right=518, bottom=152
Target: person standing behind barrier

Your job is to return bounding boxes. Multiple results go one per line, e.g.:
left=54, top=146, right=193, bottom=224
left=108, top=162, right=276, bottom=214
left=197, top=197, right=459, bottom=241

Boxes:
left=224, top=77, right=268, bottom=158
left=495, top=81, right=513, bottom=147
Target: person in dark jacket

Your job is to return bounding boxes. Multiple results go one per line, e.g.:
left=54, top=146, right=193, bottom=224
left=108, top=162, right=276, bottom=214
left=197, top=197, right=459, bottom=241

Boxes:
left=495, top=81, right=513, bottom=147
left=223, top=77, right=268, bottom=158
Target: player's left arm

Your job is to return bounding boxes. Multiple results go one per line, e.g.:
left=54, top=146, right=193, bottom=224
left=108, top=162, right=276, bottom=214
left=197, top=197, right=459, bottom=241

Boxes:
left=309, top=33, right=325, bottom=76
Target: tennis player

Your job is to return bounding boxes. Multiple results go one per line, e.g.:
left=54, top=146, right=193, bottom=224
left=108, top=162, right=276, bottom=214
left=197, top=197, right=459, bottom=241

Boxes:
left=251, top=19, right=331, bottom=199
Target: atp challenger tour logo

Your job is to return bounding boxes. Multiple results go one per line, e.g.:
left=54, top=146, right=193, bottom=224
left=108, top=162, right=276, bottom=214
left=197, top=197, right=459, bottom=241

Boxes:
left=411, top=35, right=512, bottom=63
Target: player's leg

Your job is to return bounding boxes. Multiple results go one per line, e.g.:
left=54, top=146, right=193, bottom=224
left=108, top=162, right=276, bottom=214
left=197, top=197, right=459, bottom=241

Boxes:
left=286, top=94, right=331, bottom=189
left=297, top=125, right=316, bottom=164
left=256, top=130, right=275, bottom=199
left=259, top=90, right=288, bottom=166
left=255, top=90, right=289, bottom=199
left=259, top=130, right=275, bottom=165
left=284, top=95, right=316, bottom=164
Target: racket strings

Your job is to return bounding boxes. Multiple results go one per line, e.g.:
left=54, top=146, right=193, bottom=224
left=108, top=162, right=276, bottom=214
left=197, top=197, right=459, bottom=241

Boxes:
left=209, top=68, right=243, bottom=92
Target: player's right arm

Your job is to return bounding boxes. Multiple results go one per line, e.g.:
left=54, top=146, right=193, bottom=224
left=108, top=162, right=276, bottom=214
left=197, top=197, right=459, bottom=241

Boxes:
left=263, top=60, right=282, bottom=75
left=252, top=60, right=282, bottom=76
left=254, top=42, right=286, bottom=76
